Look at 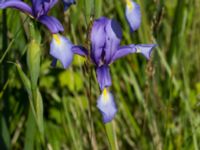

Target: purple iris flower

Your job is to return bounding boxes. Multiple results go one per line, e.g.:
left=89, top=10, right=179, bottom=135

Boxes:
left=0, top=0, right=81, bottom=68
left=0, top=0, right=64, bottom=33
left=125, top=0, right=141, bottom=32
left=75, top=17, right=156, bottom=123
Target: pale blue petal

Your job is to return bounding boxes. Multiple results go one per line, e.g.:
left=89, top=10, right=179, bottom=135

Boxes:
left=50, top=35, right=74, bottom=68
left=135, top=44, right=157, bottom=59
left=97, top=90, right=117, bottom=123
left=125, top=1, right=141, bottom=32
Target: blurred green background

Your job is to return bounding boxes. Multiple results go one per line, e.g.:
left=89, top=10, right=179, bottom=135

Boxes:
left=0, top=0, right=200, bottom=149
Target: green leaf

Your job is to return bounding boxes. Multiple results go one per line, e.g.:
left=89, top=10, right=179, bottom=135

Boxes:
left=16, top=64, right=31, bottom=96
left=105, top=122, right=118, bottom=150
left=0, top=116, right=11, bottom=150
left=0, top=80, right=9, bottom=100
left=24, top=109, right=36, bottom=150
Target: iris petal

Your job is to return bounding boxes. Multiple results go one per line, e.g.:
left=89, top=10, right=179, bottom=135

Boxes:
left=135, top=44, right=157, bottom=59
left=111, top=45, right=137, bottom=63
left=72, top=45, right=88, bottom=57
left=96, top=65, right=112, bottom=91
left=125, top=0, right=141, bottom=32
left=50, top=34, right=74, bottom=68
left=0, top=0, right=33, bottom=15
left=38, top=15, right=64, bottom=34
left=31, top=0, right=58, bottom=17
left=104, top=19, right=122, bottom=64
left=97, top=89, right=117, bottom=123
left=91, top=17, right=109, bottom=65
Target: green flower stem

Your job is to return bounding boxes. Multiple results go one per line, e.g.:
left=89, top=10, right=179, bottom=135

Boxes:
left=105, top=122, right=118, bottom=150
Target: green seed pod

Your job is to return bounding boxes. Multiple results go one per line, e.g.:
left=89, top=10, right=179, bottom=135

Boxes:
left=27, top=40, right=41, bottom=90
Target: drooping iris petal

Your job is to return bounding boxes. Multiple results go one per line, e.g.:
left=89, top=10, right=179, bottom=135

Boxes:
left=96, top=65, right=112, bottom=91
left=0, top=0, right=33, bottom=15
left=111, top=45, right=137, bottom=63
left=38, top=15, right=64, bottom=33
left=97, top=89, right=117, bottom=123
left=91, top=17, right=109, bottom=65
left=62, top=0, right=76, bottom=11
left=50, top=34, right=74, bottom=68
left=104, top=19, right=122, bottom=64
left=135, top=44, right=157, bottom=59
left=125, top=0, right=141, bottom=32
left=72, top=45, right=88, bottom=57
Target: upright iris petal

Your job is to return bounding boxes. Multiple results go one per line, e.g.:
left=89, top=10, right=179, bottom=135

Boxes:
left=62, top=0, right=76, bottom=11
left=97, top=88, right=117, bottom=123
left=125, top=0, right=141, bottom=32
left=31, top=0, right=58, bottom=17
left=50, top=34, right=74, bottom=68
left=91, top=17, right=108, bottom=65
left=104, top=19, right=122, bottom=64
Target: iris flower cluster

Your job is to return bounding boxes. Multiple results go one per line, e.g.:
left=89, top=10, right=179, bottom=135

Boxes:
left=0, top=0, right=156, bottom=123
left=86, top=16, right=156, bottom=123
left=92, top=0, right=157, bottom=123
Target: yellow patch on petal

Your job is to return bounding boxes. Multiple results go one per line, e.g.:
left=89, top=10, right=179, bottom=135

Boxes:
left=126, top=0, right=134, bottom=10
left=53, top=34, right=61, bottom=45
left=103, top=88, right=108, bottom=102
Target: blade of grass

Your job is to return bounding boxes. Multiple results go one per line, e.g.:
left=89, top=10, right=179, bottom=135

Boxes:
left=24, top=109, right=36, bottom=150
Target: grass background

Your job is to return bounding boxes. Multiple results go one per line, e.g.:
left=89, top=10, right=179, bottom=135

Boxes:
left=0, top=0, right=200, bottom=149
